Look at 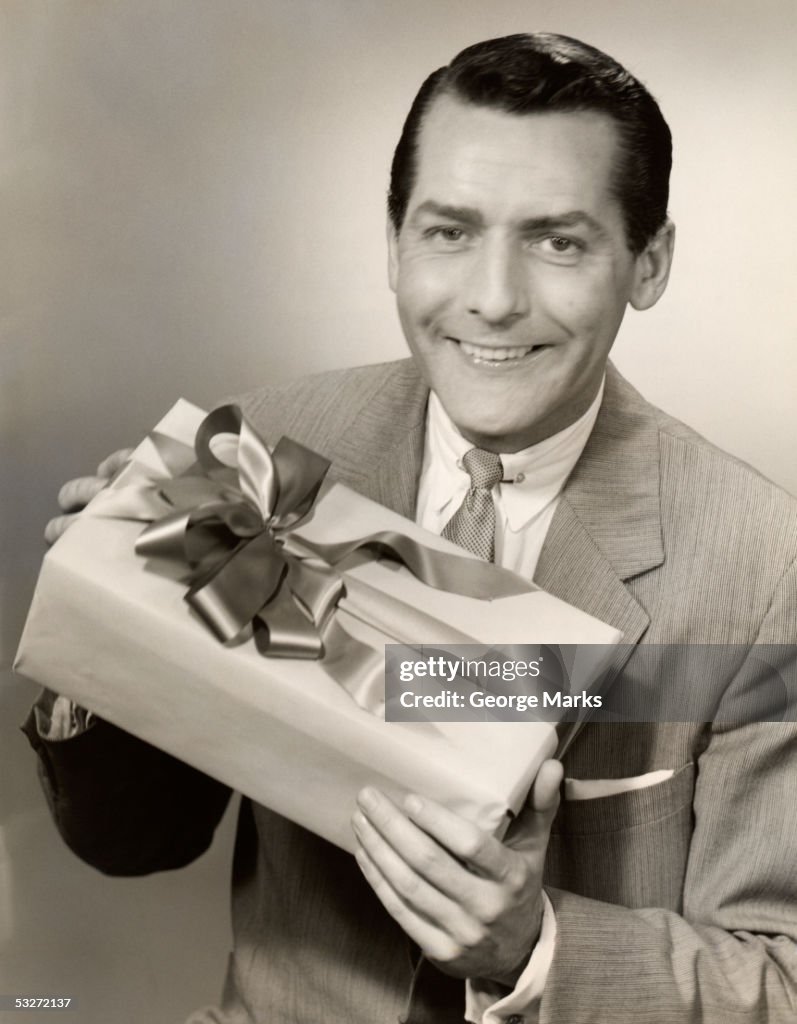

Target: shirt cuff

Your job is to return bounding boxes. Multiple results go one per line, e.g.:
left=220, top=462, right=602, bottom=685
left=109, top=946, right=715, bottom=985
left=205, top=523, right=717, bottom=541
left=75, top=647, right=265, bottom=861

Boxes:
left=465, top=890, right=557, bottom=1024
left=32, top=690, right=95, bottom=741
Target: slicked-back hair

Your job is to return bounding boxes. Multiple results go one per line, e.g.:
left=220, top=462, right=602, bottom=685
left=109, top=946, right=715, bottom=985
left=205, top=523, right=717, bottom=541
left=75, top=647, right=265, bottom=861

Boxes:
left=387, top=33, right=672, bottom=255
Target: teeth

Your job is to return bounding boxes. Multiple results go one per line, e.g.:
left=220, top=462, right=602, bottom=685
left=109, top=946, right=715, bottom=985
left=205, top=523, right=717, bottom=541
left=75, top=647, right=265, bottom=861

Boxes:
left=459, top=340, right=534, bottom=362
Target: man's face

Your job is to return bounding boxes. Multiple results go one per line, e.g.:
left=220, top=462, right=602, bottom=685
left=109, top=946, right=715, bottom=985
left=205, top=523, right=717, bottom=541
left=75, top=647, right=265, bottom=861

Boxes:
left=388, top=96, right=666, bottom=452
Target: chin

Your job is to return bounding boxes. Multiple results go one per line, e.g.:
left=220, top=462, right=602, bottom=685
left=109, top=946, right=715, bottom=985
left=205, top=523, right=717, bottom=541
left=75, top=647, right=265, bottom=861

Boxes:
left=449, top=411, right=530, bottom=451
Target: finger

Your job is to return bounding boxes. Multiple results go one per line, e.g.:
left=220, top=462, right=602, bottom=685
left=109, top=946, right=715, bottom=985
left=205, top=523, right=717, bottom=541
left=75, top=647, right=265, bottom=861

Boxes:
left=506, top=759, right=563, bottom=850
left=97, top=447, right=134, bottom=479
left=357, top=788, right=469, bottom=893
left=44, top=514, right=79, bottom=546
left=57, top=476, right=107, bottom=513
left=352, top=808, right=467, bottom=932
left=357, top=788, right=501, bottom=894
left=531, top=759, right=564, bottom=815
left=353, top=844, right=466, bottom=966
left=401, top=792, right=509, bottom=880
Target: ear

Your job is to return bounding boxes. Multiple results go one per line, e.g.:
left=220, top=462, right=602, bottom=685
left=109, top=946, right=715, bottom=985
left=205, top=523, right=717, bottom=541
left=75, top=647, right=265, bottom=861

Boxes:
left=629, top=219, right=675, bottom=311
left=386, top=216, right=399, bottom=293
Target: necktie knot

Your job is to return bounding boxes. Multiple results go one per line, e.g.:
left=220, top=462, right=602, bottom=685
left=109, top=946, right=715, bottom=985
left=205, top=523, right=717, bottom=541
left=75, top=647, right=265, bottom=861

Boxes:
left=462, top=448, right=503, bottom=491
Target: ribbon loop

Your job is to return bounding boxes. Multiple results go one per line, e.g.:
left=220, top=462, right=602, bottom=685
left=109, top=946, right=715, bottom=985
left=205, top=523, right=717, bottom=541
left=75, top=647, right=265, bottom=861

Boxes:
left=254, top=594, right=324, bottom=660
left=187, top=530, right=287, bottom=643
left=193, top=405, right=244, bottom=470
left=236, top=418, right=279, bottom=520
left=269, top=437, right=332, bottom=528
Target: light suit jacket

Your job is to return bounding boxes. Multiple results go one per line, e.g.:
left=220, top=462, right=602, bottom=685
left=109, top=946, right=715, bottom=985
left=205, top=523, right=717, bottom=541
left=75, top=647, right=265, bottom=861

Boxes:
left=25, top=359, right=797, bottom=1023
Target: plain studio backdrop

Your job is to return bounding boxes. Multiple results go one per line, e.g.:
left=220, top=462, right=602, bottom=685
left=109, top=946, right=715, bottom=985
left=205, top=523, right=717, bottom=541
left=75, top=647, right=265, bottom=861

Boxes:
left=1, top=2, right=795, bottom=1020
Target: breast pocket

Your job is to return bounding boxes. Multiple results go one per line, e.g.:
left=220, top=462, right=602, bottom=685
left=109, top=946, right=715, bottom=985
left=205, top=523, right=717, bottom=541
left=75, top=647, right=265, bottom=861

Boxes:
left=545, top=762, right=696, bottom=912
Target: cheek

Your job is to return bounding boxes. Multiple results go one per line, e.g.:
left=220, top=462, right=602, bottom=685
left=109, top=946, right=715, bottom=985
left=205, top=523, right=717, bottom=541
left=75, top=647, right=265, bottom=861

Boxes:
left=543, top=274, right=624, bottom=342
left=397, top=259, right=459, bottom=326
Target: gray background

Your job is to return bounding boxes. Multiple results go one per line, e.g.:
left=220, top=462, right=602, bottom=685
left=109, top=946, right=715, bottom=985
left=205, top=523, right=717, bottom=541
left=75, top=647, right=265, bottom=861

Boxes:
left=2, top=1, right=795, bottom=1020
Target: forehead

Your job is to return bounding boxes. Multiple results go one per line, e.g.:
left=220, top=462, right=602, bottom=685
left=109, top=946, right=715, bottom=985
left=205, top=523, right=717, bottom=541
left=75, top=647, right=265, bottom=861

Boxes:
left=410, top=95, right=622, bottom=220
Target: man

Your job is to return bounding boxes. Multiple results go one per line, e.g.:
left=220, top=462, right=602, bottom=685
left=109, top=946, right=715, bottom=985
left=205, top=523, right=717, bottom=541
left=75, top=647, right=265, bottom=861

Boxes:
left=25, top=33, right=797, bottom=1023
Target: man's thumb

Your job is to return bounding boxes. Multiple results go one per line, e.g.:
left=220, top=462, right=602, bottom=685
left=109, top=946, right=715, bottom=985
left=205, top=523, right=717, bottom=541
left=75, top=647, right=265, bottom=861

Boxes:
left=532, top=758, right=564, bottom=816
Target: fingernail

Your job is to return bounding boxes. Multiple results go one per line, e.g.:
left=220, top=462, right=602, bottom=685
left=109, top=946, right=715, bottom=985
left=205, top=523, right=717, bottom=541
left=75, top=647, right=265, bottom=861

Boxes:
left=358, top=787, right=377, bottom=811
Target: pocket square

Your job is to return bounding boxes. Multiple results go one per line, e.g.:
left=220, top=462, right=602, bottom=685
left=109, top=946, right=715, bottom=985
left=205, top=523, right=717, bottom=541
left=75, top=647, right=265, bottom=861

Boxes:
left=564, top=768, right=676, bottom=801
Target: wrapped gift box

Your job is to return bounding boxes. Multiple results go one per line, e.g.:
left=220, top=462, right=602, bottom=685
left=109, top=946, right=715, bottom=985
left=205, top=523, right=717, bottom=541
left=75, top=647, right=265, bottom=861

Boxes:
left=15, top=400, right=621, bottom=852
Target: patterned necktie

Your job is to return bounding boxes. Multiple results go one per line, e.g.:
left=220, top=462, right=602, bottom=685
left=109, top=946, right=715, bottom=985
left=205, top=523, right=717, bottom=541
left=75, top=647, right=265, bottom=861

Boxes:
left=441, top=447, right=503, bottom=561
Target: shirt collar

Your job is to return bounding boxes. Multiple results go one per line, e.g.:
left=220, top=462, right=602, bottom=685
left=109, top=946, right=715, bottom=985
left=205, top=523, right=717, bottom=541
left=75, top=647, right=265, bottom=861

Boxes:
left=425, top=379, right=605, bottom=532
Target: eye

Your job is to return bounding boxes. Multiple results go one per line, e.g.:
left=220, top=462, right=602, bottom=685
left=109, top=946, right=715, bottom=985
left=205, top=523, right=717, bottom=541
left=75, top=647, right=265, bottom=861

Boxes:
left=533, top=234, right=584, bottom=262
left=425, top=225, right=468, bottom=244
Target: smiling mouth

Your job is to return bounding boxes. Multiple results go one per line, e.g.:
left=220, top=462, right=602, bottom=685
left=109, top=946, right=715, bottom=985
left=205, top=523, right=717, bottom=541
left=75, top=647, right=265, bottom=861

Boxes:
left=449, top=337, right=547, bottom=364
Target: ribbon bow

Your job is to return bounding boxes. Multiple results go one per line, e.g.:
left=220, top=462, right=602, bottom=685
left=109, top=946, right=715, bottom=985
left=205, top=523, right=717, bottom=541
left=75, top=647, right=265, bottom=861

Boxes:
left=133, top=405, right=342, bottom=659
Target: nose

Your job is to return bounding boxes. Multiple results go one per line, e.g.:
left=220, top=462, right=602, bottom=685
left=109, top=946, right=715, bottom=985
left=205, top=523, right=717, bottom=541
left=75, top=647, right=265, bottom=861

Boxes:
left=464, top=236, right=529, bottom=326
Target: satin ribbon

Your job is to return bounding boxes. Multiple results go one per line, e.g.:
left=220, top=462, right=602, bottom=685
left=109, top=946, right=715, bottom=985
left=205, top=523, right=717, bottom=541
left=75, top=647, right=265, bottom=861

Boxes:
left=132, top=406, right=338, bottom=660
left=94, top=404, right=536, bottom=710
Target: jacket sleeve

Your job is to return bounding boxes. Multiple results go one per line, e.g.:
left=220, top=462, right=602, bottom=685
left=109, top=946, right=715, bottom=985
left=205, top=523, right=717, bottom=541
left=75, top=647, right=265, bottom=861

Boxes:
left=539, top=559, right=797, bottom=1023
left=22, top=689, right=232, bottom=876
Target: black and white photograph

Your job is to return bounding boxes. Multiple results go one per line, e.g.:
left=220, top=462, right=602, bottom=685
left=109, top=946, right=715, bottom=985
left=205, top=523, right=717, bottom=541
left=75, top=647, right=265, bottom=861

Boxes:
left=2, top=2, right=796, bottom=1022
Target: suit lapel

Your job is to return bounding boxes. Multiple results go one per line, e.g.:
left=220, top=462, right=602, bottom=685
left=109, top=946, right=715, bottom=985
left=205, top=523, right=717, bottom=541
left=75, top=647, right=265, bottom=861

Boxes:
left=373, top=420, right=426, bottom=519
left=362, top=361, right=428, bottom=518
left=534, top=498, right=651, bottom=650
left=535, top=365, right=664, bottom=653
left=319, top=360, right=428, bottom=518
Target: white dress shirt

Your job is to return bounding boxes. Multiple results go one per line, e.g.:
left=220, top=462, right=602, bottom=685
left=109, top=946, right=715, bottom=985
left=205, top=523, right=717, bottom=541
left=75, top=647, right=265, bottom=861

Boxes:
left=415, top=381, right=604, bottom=1024
left=417, top=381, right=604, bottom=580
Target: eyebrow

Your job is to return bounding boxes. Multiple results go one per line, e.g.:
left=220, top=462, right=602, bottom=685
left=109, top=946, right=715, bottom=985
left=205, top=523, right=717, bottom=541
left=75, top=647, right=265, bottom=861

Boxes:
left=409, top=201, right=607, bottom=237
left=410, top=201, right=485, bottom=227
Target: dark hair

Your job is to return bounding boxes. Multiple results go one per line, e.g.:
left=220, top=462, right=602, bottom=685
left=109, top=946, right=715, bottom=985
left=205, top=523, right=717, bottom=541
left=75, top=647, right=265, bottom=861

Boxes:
left=387, top=33, right=672, bottom=254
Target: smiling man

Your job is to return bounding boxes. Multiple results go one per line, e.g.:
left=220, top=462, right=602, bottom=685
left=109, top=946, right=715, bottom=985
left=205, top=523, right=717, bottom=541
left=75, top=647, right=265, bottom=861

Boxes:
left=26, top=33, right=797, bottom=1024
left=387, top=97, right=671, bottom=454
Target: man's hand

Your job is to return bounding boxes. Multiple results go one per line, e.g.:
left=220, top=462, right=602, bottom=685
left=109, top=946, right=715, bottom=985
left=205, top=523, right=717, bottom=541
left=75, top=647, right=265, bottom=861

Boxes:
left=44, top=448, right=134, bottom=545
left=352, top=758, right=563, bottom=984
